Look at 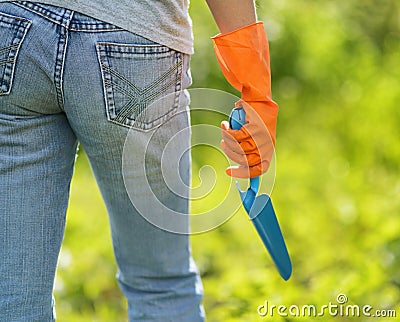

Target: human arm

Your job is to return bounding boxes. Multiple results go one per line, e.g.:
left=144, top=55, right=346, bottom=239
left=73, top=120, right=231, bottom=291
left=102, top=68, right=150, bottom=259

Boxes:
left=205, top=1, right=279, bottom=178
left=205, top=0, right=256, bottom=34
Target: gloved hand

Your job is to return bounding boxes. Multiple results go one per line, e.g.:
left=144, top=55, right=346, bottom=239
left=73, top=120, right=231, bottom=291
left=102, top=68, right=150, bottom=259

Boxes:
left=212, top=22, right=278, bottom=178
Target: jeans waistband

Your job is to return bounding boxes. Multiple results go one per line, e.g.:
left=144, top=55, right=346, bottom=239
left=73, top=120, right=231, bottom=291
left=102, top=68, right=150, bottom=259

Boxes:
left=13, top=1, right=122, bottom=31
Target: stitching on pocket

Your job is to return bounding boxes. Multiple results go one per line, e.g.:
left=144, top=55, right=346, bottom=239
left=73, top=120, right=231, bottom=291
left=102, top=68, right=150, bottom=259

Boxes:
left=0, top=12, right=31, bottom=96
left=96, top=42, right=183, bottom=131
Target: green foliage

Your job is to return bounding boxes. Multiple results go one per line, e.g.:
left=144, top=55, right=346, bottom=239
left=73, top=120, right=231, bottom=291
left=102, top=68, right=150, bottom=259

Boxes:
left=56, top=1, right=400, bottom=321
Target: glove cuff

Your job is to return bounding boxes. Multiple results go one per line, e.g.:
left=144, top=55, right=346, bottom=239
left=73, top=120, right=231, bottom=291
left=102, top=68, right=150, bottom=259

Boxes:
left=211, top=21, right=274, bottom=102
left=211, top=21, right=263, bottom=39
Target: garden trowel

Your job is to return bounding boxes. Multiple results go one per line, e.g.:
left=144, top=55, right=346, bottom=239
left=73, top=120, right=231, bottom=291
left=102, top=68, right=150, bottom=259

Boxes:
left=229, top=106, right=292, bottom=281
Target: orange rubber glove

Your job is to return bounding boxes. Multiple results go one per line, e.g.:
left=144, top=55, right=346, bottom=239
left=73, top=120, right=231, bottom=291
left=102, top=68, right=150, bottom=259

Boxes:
left=212, top=22, right=278, bottom=178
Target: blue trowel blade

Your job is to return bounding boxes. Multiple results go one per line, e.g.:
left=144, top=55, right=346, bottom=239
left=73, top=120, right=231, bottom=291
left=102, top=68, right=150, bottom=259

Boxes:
left=249, top=194, right=292, bottom=281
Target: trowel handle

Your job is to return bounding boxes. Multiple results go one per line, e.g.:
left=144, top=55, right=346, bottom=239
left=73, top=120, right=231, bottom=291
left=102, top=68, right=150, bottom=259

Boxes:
left=228, top=106, right=260, bottom=194
left=229, top=106, right=246, bottom=131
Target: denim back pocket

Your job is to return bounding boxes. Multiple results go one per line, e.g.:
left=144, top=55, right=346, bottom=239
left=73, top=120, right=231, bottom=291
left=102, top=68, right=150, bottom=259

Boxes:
left=96, top=42, right=183, bottom=131
left=0, top=12, right=31, bottom=96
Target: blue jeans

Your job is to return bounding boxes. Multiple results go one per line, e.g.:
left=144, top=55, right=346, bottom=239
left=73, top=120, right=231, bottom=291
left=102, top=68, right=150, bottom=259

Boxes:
left=0, top=2, right=204, bottom=321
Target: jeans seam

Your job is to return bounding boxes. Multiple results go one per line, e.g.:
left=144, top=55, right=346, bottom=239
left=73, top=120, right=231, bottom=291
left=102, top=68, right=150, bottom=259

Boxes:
left=14, top=1, right=124, bottom=32
left=13, top=1, right=71, bottom=29
left=175, top=51, right=182, bottom=110
left=69, top=22, right=123, bottom=32
left=54, top=11, right=73, bottom=110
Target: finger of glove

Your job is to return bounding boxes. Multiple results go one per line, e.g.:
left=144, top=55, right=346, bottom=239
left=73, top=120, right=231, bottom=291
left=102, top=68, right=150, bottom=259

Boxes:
left=226, top=160, right=271, bottom=178
left=222, top=121, right=272, bottom=153
left=221, top=121, right=250, bottom=141
left=224, top=118, right=273, bottom=146
left=221, top=140, right=247, bottom=165
left=221, top=140, right=261, bottom=167
left=222, top=125, right=274, bottom=169
left=221, top=120, right=230, bottom=131
left=221, top=122, right=261, bottom=163
left=222, top=135, right=261, bottom=154
left=221, top=124, right=251, bottom=144
left=222, top=115, right=273, bottom=146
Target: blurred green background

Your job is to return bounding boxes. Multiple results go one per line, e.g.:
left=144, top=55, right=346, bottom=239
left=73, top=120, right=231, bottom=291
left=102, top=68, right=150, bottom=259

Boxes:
left=55, top=0, right=400, bottom=321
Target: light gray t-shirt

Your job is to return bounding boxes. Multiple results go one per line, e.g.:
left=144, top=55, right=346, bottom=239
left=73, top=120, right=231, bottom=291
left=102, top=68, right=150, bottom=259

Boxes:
left=4, top=0, right=194, bottom=54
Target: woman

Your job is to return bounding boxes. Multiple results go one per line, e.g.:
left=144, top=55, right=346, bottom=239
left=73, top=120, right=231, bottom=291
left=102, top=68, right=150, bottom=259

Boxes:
left=0, top=0, right=276, bottom=320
